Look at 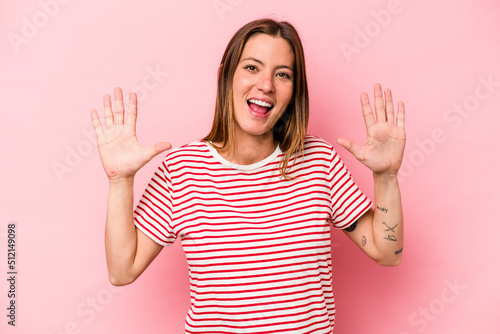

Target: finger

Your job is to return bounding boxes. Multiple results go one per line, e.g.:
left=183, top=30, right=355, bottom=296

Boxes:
left=374, top=83, right=386, bottom=122
left=384, top=88, right=394, bottom=124
left=126, top=92, right=138, bottom=127
left=142, top=142, right=172, bottom=162
left=114, top=87, right=125, bottom=125
left=397, top=101, right=405, bottom=129
left=103, top=93, right=114, bottom=128
left=337, top=137, right=364, bottom=162
left=90, top=109, right=103, bottom=137
left=360, top=92, right=375, bottom=131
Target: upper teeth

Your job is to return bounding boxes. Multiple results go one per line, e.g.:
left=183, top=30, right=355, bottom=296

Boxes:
left=248, top=99, right=273, bottom=108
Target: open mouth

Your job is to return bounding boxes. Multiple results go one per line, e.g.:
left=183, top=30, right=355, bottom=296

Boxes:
left=247, top=99, right=274, bottom=115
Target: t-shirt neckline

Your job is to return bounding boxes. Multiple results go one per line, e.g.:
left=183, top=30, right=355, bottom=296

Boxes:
left=203, top=141, right=282, bottom=171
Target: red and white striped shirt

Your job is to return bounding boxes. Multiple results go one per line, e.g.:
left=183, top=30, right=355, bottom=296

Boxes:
left=134, top=135, right=372, bottom=334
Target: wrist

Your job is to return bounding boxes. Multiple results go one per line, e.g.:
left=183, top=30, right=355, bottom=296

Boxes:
left=373, top=171, right=399, bottom=183
left=108, top=176, right=135, bottom=187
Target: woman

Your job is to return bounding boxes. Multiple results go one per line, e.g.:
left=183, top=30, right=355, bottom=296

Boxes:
left=90, top=18, right=405, bottom=334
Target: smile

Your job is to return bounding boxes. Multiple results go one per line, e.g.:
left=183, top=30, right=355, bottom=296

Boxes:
left=247, top=99, right=274, bottom=115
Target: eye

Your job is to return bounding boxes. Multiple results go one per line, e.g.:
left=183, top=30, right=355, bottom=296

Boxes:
left=244, top=65, right=257, bottom=72
left=277, top=72, right=292, bottom=79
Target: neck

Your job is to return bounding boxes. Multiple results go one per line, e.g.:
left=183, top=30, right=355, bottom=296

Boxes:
left=216, top=131, right=277, bottom=165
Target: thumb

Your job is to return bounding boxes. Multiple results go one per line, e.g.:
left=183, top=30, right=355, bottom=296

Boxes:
left=337, top=137, right=364, bottom=161
left=143, top=142, right=172, bottom=162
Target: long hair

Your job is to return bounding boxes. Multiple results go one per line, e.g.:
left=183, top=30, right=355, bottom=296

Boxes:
left=203, top=18, right=309, bottom=178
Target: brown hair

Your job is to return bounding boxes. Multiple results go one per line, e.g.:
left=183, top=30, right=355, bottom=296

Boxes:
left=203, top=18, right=309, bottom=178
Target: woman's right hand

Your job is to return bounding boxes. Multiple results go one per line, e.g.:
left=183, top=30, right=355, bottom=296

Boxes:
left=90, top=87, right=171, bottom=181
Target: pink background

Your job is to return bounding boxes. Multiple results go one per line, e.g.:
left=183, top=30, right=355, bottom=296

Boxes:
left=1, top=0, right=499, bottom=333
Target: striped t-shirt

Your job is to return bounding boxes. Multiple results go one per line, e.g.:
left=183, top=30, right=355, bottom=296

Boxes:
left=134, top=135, right=372, bottom=334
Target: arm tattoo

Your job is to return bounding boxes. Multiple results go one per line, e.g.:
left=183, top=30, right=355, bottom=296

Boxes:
left=395, top=247, right=403, bottom=255
left=376, top=205, right=388, bottom=213
left=362, top=235, right=366, bottom=246
left=382, top=222, right=398, bottom=242
left=344, top=220, right=358, bottom=232
left=382, top=222, right=398, bottom=232
left=383, top=235, right=397, bottom=242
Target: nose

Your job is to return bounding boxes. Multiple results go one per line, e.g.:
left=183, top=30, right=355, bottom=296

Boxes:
left=256, top=73, right=274, bottom=93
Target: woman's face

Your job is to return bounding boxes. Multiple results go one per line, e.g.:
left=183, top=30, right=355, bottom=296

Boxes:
left=232, top=33, right=294, bottom=141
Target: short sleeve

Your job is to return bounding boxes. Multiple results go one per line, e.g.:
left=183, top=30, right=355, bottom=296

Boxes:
left=133, top=161, right=177, bottom=246
left=328, top=147, right=372, bottom=229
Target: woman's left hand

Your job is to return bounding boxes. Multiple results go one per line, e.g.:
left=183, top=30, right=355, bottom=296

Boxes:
left=337, top=84, right=406, bottom=176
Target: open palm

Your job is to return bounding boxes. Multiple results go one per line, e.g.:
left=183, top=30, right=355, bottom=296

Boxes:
left=337, top=84, right=406, bottom=175
left=90, top=88, right=171, bottom=181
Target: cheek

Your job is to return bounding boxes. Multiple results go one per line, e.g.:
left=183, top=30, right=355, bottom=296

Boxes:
left=233, top=74, right=253, bottom=93
left=280, top=84, right=294, bottom=105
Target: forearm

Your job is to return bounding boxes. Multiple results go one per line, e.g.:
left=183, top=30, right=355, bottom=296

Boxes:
left=105, top=177, right=138, bottom=285
left=371, top=172, right=403, bottom=266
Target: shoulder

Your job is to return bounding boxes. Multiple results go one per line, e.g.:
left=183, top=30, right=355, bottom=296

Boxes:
left=161, top=140, right=212, bottom=165
left=303, top=135, right=335, bottom=155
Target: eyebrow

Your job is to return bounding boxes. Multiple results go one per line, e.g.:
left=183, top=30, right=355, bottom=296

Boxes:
left=240, top=57, right=294, bottom=72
